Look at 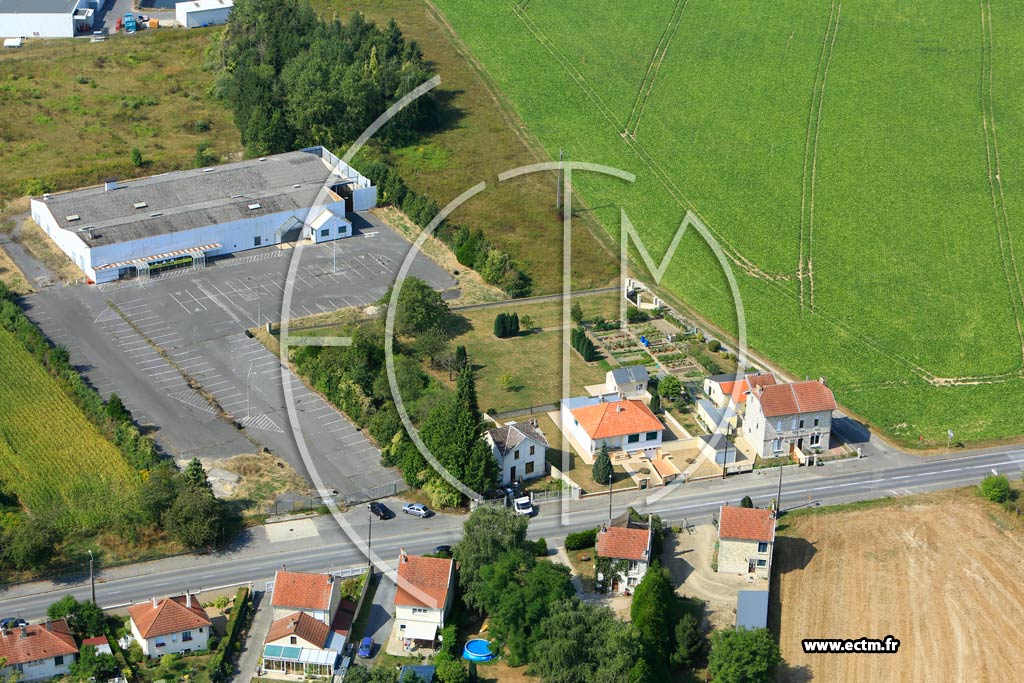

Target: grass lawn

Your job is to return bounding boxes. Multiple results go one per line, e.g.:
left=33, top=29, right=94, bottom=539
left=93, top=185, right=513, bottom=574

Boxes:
left=449, top=291, right=621, bottom=413
left=0, top=28, right=240, bottom=202
left=534, top=413, right=632, bottom=494
left=0, top=246, right=32, bottom=294
left=565, top=547, right=597, bottom=592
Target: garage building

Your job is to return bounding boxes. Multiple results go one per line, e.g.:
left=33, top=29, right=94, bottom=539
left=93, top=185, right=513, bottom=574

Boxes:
left=175, top=0, right=232, bottom=29
left=30, top=146, right=376, bottom=284
left=1, top=0, right=102, bottom=38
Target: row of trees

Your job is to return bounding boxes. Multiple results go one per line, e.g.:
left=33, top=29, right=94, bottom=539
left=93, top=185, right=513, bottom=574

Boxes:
left=359, top=159, right=532, bottom=298
left=569, top=326, right=597, bottom=362
left=292, top=278, right=498, bottom=506
left=214, top=1, right=437, bottom=155
left=493, top=312, right=521, bottom=338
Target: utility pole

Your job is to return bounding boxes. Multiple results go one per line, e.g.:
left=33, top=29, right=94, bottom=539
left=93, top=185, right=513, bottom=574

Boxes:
left=608, top=467, right=613, bottom=523
left=776, top=464, right=784, bottom=515
left=555, top=149, right=564, bottom=209
left=88, top=550, right=96, bottom=605
left=246, top=360, right=256, bottom=419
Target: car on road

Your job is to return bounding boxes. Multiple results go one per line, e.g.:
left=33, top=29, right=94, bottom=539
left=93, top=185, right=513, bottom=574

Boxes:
left=402, top=502, right=431, bottom=518
left=0, top=618, right=27, bottom=629
left=367, top=502, right=393, bottom=520
left=513, top=496, right=534, bottom=516
left=433, top=544, right=452, bottom=557
left=357, top=637, right=374, bottom=658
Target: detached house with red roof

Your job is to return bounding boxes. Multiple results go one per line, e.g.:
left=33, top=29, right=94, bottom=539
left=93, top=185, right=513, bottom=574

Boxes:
left=717, top=505, right=776, bottom=578
left=741, top=378, right=836, bottom=461
left=595, top=518, right=654, bottom=593
left=0, top=620, right=78, bottom=682
left=127, top=594, right=211, bottom=658
left=560, top=395, right=664, bottom=461
left=393, top=550, right=455, bottom=647
left=262, top=570, right=357, bottom=676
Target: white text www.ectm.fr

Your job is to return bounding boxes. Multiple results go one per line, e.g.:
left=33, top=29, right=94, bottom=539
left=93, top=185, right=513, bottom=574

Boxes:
left=802, top=636, right=901, bottom=654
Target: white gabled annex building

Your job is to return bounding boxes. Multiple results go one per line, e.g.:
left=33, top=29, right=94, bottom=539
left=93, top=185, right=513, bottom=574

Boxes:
left=30, top=146, right=376, bottom=284
left=175, top=0, right=233, bottom=29
left=1, top=0, right=101, bottom=38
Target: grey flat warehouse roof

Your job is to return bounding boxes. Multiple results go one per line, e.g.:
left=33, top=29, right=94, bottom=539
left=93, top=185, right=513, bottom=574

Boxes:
left=0, top=0, right=79, bottom=13
left=38, top=151, right=354, bottom=247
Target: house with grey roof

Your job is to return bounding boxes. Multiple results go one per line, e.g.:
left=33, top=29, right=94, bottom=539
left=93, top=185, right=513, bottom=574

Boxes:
left=485, top=419, right=548, bottom=485
left=605, top=365, right=649, bottom=399
left=29, top=146, right=375, bottom=284
left=1, top=0, right=99, bottom=38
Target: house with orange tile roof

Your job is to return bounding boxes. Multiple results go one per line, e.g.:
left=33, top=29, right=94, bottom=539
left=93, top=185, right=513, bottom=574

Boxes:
left=717, top=505, right=776, bottom=578
left=595, top=518, right=654, bottom=593
left=741, top=378, right=836, bottom=461
left=703, top=371, right=777, bottom=409
left=0, top=620, right=78, bottom=682
left=262, top=570, right=357, bottom=676
left=392, top=550, right=455, bottom=646
left=127, top=594, right=211, bottom=657
left=560, top=395, right=664, bottom=460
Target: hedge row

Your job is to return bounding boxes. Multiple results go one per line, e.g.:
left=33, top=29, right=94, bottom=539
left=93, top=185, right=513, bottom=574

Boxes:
left=0, top=282, right=159, bottom=471
left=209, top=587, right=251, bottom=683
left=570, top=326, right=597, bottom=362
left=565, top=528, right=598, bottom=551
left=359, top=160, right=531, bottom=298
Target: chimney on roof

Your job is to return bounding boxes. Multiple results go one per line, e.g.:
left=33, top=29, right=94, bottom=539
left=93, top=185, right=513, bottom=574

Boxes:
left=152, top=596, right=158, bottom=609
left=186, top=593, right=192, bottom=609
left=616, top=404, right=624, bottom=413
left=19, top=625, right=27, bottom=639
left=45, top=620, right=51, bottom=632
left=818, top=376, right=827, bottom=385
left=400, top=547, right=407, bottom=562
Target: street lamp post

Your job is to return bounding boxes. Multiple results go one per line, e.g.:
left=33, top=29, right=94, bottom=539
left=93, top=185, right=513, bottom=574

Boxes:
left=367, top=507, right=373, bottom=567
left=88, top=550, right=96, bottom=605
left=246, top=360, right=256, bottom=419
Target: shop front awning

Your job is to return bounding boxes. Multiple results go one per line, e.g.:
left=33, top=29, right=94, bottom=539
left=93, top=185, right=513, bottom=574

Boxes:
left=399, top=621, right=438, bottom=641
left=95, top=243, right=221, bottom=270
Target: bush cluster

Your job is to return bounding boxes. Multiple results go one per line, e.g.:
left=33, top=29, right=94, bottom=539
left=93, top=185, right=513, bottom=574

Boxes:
left=493, top=312, right=520, bottom=338
left=564, top=528, right=598, bottom=550
left=569, top=326, right=597, bottom=362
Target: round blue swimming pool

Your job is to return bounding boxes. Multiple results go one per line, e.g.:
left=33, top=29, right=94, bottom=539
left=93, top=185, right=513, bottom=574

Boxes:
left=463, top=639, right=495, bottom=661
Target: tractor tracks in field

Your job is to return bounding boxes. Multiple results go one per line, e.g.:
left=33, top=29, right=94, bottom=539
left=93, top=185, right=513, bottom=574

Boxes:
left=622, top=0, right=688, bottom=140
left=798, top=0, right=841, bottom=313
left=979, top=0, right=1024, bottom=368
left=508, top=0, right=781, bottom=285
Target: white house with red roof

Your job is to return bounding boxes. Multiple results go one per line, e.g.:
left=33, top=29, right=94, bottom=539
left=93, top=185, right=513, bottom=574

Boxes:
left=262, top=570, right=356, bottom=676
left=703, top=371, right=777, bottom=410
left=594, top=519, right=654, bottom=593
left=717, top=505, right=776, bottom=578
left=127, top=594, right=211, bottom=657
left=560, top=395, right=664, bottom=461
left=393, top=550, right=455, bottom=646
left=0, top=620, right=78, bottom=682
left=741, top=378, right=836, bottom=461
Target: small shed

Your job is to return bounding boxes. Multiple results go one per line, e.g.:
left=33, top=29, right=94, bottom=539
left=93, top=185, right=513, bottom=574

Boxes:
left=3, top=37, right=23, bottom=47
left=175, top=0, right=232, bottom=28
left=735, top=590, right=769, bottom=630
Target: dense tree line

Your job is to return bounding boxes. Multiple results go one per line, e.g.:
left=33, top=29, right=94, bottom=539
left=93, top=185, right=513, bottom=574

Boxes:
left=570, top=326, right=597, bottom=361
left=0, top=283, right=227, bottom=572
left=493, top=312, right=520, bottom=338
left=358, top=159, right=532, bottom=298
left=214, top=0, right=437, bottom=155
left=292, top=278, right=497, bottom=506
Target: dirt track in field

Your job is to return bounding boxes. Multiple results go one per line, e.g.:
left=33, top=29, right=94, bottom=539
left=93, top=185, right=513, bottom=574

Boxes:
left=774, top=490, right=1024, bottom=682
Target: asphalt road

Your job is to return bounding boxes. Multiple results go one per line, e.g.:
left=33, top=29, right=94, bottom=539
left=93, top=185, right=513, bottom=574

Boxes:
left=3, top=445, right=1022, bottom=621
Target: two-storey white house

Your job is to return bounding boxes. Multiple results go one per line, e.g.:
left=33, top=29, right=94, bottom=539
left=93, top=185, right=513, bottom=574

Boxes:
left=127, top=594, right=211, bottom=657
left=703, top=371, right=777, bottom=409
left=262, top=570, right=354, bottom=676
left=595, top=520, right=654, bottom=593
left=393, top=551, right=455, bottom=646
left=485, top=419, right=549, bottom=485
left=560, top=396, right=664, bottom=462
left=0, top=621, right=78, bottom=682
left=717, top=505, right=776, bottom=578
left=741, top=379, right=835, bottom=461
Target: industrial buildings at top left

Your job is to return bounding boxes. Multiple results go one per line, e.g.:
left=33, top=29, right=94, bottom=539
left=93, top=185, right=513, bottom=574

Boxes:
left=1, top=0, right=233, bottom=41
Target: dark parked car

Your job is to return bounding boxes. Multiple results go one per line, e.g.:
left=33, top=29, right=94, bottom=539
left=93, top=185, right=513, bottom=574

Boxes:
left=357, top=636, right=374, bottom=658
left=433, top=545, right=452, bottom=557
left=368, top=502, right=393, bottom=520
left=0, top=618, right=27, bottom=629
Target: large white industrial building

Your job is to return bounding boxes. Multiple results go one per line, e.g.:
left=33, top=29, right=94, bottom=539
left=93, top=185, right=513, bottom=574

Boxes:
left=30, top=147, right=376, bottom=284
left=175, top=0, right=233, bottom=29
left=0, top=0, right=102, bottom=38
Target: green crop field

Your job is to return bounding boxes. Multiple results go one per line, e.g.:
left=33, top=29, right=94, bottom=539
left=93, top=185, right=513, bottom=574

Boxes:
left=431, top=0, right=1024, bottom=446
left=0, top=326, right=142, bottom=530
